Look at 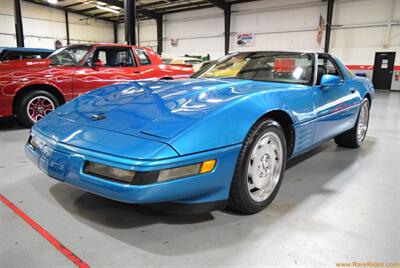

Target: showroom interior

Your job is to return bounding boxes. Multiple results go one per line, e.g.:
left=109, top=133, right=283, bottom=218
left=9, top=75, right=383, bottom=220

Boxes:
left=0, top=0, right=399, bottom=267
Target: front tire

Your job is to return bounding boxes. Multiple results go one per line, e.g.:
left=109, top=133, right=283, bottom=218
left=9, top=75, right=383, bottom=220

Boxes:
left=16, top=90, right=59, bottom=128
left=228, top=119, right=287, bottom=214
left=334, top=98, right=370, bottom=148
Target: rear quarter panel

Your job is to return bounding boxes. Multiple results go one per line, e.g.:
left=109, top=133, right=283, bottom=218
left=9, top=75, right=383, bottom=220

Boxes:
left=136, top=48, right=193, bottom=79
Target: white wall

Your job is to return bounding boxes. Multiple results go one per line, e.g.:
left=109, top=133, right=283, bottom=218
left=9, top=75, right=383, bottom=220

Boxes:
left=123, top=0, right=399, bottom=89
left=116, top=22, right=158, bottom=51
left=0, top=0, right=114, bottom=49
left=4, top=0, right=397, bottom=64
left=1, top=0, right=399, bottom=88
left=116, top=0, right=398, bottom=63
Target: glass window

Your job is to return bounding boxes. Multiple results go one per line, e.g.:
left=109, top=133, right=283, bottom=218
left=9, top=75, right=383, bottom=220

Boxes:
left=136, top=49, right=152, bottom=65
left=21, top=52, right=42, bottom=59
left=86, top=47, right=135, bottom=67
left=315, top=56, right=345, bottom=84
left=317, top=57, right=341, bottom=76
left=3, top=51, right=22, bottom=60
left=49, top=45, right=91, bottom=66
left=185, top=59, right=202, bottom=65
left=193, top=52, right=314, bottom=84
left=343, top=65, right=355, bottom=78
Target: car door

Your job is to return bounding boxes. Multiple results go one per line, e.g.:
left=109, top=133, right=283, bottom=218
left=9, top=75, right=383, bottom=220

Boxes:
left=313, top=55, right=360, bottom=144
left=73, top=46, right=142, bottom=95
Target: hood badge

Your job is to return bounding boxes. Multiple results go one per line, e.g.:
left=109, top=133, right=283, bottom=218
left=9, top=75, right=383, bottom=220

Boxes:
left=91, top=113, right=106, bottom=121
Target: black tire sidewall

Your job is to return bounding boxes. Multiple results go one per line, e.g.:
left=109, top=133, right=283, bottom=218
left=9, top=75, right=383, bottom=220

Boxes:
left=230, top=120, right=287, bottom=214
left=17, top=90, right=59, bottom=128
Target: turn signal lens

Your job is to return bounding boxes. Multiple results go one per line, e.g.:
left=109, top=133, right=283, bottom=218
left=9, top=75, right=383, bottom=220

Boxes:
left=200, top=159, right=216, bottom=173
left=157, top=159, right=216, bottom=182
left=158, top=164, right=201, bottom=182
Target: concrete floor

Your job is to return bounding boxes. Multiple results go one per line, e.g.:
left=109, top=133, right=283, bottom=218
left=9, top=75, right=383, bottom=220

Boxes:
left=0, top=91, right=399, bottom=267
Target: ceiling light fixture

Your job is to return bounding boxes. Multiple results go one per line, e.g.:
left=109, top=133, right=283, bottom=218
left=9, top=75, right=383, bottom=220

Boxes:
left=96, top=5, right=121, bottom=14
left=47, top=0, right=58, bottom=4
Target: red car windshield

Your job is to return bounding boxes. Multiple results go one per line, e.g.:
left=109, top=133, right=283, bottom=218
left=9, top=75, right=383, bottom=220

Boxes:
left=48, top=45, right=91, bottom=66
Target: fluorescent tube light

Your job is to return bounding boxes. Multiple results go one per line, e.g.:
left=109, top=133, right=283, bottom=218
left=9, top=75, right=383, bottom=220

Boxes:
left=96, top=5, right=121, bottom=14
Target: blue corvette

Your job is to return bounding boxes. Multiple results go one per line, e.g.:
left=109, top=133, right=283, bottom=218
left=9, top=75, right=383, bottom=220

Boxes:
left=25, top=52, right=374, bottom=214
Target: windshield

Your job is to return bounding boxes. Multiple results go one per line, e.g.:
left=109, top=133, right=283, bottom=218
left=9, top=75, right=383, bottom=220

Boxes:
left=186, top=60, right=202, bottom=65
left=48, top=45, right=91, bottom=66
left=192, top=52, right=314, bottom=84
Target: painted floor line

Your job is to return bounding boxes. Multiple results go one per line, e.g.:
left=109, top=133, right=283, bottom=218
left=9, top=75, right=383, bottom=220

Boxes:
left=0, top=193, right=90, bottom=268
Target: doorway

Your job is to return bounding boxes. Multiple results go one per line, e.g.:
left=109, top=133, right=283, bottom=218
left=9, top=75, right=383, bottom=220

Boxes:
left=372, top=52, right=396, bottom=90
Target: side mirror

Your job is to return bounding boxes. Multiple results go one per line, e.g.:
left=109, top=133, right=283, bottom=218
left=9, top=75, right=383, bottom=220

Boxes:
left=320, top=74, right=341, bottom=87
left=93, top=59, right=105, bottom=68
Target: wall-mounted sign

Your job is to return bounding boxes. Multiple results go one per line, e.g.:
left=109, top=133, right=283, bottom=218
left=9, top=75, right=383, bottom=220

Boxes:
left=381, top=59, right=388, bottom=69
left=236, top=33, right=254, bottom=47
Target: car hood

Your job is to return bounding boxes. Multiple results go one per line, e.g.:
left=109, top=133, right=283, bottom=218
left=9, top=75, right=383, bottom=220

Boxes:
left=54, top=78, right=288, bottom=140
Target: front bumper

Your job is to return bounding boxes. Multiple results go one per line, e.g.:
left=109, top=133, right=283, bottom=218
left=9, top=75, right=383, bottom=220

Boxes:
left=26, top=129, right=241, bottom=206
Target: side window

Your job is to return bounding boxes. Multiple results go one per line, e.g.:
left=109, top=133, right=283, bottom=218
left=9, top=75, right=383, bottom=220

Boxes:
left=4, top=51, right=21, bottom=60
left=318, top=57, right=341, bottom=76
left=85, top=47, right=135, bottom=67
left=97, top=51, right=107, bottom=63
left=21, top=52, right=41, bottom=59
left=136, top=49, right=152, bottom=65
left=317, top=56, right=343, bottom=84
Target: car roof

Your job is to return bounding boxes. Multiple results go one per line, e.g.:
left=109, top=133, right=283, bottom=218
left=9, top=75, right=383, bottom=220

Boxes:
left=0, top=47, right=54, bottom=52
left=72, top=43, right=149, bottom=50
left=229, top=50, right=318, bottom=54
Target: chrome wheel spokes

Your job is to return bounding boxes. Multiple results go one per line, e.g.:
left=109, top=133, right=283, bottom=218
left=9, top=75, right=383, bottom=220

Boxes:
left=357, top=102, right=369, bottom=143
left=247, top=132, right=283, bottom=202
left=27, top=96, right=55, bottom=123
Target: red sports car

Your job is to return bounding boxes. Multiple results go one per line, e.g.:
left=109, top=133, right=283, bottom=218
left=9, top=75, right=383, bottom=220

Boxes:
left=0, top=44, right=193, bottom=127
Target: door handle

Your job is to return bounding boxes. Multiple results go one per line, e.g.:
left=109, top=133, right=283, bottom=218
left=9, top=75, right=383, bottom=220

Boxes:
left=350, top=89, right=356, bottom=94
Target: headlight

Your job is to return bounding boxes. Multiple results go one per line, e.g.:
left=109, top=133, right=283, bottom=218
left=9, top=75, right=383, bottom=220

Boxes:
left=84, top=162, right=136, bottom=183
left=83, top=159, right=216, bottom=185
left=28, top=135, right=45, bottom=150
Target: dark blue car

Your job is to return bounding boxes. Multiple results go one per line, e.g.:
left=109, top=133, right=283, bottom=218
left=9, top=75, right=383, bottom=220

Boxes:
left=26, top=51, right=374, bottom=214
left=0, top=47, right=54, bottom=61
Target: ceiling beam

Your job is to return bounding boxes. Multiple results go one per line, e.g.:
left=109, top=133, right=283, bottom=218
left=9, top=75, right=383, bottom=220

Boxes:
left=207, top=0, right=228, bottom=10
left=160, top=4, right=214, bottom=14
left=91, top=11, right=111, bottom=18
left=23, top=0, right=115, bottom=22
left=63, top=2, right=84, bottom=8
left=78, top=7, right=98, bottom=12
left=153, top=2, right=210, bottom=13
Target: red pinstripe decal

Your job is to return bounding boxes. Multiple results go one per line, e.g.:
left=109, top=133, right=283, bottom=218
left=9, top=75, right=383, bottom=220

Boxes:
left=346, top=65, right=400, bottom=71
left=0, top=194, right=90, bottom=268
